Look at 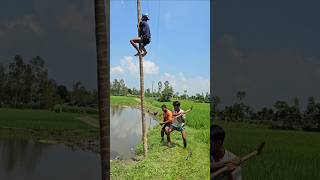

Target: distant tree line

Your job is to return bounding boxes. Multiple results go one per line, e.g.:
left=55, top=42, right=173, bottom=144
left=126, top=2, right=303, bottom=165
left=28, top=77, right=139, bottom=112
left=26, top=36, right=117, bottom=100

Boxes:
left=111, top=78, right=210, bottom=103
left=0, top=55, right=98, bottom=113
left=0, top=55, right=210, bottom=111
left=213, top=91, right=320, bottom=132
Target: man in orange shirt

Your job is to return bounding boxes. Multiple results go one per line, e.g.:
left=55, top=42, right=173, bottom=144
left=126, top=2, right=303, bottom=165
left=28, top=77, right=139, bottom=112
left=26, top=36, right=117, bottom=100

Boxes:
left=160, top=104, right=173, bottom=144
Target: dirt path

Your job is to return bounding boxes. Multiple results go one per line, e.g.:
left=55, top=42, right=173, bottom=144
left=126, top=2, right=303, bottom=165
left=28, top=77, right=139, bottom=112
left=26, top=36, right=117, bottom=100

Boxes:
left=76, top=116, right=99, bottom=128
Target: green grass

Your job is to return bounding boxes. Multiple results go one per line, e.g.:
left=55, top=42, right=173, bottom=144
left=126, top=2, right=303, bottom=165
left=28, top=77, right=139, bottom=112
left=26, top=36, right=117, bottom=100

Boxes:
left=110, top=96, right=210, bottom=179
left=215, top=121, right=320, bottom=180
left=0, top=108, right=98, bottom=140
left=110, top=96, right=141, bottom=106
left=0, top=108, right=94, bottom=130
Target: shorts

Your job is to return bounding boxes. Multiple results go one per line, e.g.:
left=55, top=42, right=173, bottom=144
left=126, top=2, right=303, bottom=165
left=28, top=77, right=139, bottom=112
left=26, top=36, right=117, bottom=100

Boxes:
left=141, top=37, right=151, bottom=46
left=162, top=123, right=170, bottom=130
left=170, top=124, right=185, bottom=132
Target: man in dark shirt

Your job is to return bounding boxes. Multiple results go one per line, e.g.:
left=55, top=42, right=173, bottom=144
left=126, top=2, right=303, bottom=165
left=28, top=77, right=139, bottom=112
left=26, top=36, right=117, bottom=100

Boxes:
left=130, top=13, right=151, bottom=57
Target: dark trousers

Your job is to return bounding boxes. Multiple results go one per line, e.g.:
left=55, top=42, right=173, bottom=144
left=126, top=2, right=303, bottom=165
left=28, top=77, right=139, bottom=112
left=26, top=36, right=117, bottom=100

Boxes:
left=161, top=123, right=169, bottom=139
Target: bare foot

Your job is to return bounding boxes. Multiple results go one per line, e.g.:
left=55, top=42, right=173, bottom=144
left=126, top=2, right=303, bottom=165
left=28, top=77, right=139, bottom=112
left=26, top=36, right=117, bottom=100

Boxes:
left=134, top=52, right=140, bottom=56
left=142, top=52, right=147, bottom=57
left=134, top=50, right=143, bottom=56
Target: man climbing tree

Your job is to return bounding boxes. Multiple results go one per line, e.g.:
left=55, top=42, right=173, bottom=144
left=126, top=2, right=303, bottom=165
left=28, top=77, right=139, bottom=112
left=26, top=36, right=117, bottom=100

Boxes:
left=130, top=13, right=151, bottom=57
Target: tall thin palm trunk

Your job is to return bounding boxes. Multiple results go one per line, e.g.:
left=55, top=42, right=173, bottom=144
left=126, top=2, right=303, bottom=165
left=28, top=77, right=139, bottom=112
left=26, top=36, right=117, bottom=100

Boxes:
left=94, top=0, right=110, bottom=179
left=137, top=0, right=148, bottom=157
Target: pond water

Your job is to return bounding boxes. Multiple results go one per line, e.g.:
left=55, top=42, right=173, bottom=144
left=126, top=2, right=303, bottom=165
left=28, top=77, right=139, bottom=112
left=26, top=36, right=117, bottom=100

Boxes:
left=0, top=106, right=157, bottom=179
left=0, top=138, right=100, bottom=180
left=110, top=106, right=158, bottom=160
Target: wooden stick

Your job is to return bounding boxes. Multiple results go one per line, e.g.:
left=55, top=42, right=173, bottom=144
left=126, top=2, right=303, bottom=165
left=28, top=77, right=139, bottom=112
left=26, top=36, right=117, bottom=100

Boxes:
left=211, top=142, right=265, bottom=178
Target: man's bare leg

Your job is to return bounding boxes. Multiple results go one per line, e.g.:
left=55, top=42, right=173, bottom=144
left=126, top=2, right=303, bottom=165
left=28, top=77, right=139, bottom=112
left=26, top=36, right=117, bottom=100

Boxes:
left=130, top=37, right=142, bottom=55
left=161, top=125, right=166, bottom=143
left=136, top=43, right=145, bottom=56
left=181, top=130, right=187, bottom=148
left=165, top=126, right=173, bottom=147
left=141, top=45, right=147, bottom=57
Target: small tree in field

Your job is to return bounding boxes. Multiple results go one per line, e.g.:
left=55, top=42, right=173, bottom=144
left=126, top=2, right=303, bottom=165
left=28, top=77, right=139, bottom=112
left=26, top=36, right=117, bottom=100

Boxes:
left=158, top=81, right=173, bottom=102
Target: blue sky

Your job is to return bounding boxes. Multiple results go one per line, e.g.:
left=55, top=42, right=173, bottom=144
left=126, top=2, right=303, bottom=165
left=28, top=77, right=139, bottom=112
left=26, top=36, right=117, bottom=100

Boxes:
left=110, top=0, right=210, bottom=95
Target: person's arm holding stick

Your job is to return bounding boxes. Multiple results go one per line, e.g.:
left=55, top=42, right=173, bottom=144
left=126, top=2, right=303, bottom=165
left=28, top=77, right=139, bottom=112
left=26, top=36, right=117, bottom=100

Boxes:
left=160, top=106, right=193, bottom=125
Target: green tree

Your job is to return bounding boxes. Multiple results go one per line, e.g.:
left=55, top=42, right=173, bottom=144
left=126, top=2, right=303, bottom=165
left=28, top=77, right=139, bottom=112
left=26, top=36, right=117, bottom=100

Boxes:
left=132, top=88, right=139, bottom=96
left=0, top=64, right=6, bottom=106
left=119, top=79, right=127, bottom=96
left=159, top=81, right=173, bottom=102
left=41, top=79, right=58, bottom=109
left=236, top=91, right=246, bottom=103
left=291, top=97, right=302, bottom=126
left=30, top=56, right=48, bottom=108
left=303, top=96, right=317, bottom=129
left=273, top=100, right=294, bottom=129
left=7, top=55, right=26, bottom=107
left=145, top=88, right=151, bottom=97
left=158, top=81, right=162, bottom=95
left=57, top=85, right=69, bottom=103
left=205, top=92, right=210, bottom=103
left=23, top=63, right=34, bottom=107
left=71, top=81, right=93, bottom=106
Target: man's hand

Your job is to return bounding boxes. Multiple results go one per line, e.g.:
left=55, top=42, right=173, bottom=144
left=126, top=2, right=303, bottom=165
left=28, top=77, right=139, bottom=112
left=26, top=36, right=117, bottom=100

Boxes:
left=226, top=163, right=237, bottom=171
left=226, top=157, right=241, bottom=171
left=230, top=157, right=242, bottom=166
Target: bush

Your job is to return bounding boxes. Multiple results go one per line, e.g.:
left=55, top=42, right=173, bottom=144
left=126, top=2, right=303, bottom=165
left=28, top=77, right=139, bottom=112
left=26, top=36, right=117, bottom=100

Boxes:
left=52, top=104, right=98, bottom=114
left=269, top=121, right=296, bottom=130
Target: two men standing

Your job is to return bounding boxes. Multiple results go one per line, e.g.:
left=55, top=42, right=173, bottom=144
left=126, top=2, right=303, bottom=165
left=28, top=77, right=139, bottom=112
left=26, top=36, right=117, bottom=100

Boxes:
left=160, top=101, right=188, bottom=148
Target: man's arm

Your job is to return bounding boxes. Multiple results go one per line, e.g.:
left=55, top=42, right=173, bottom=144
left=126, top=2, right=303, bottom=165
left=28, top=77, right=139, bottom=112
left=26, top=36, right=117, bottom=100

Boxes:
left=172, top=110, right=185, bottom=116
left=211, top=161, right=227, bottom=172
left=160, top=118, right=173, bottom=125
left=139, top=22, right=147, bottom=37
left=172, top=112, right=181, bottom=116
left=212, top=161, right=233, bottom=180
left=211, top=157, right=241, bottom=172
left=173, top=110, right=190, bottom=117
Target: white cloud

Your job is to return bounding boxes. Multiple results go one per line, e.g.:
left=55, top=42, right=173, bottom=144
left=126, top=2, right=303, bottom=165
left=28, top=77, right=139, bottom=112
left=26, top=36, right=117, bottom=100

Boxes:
left=120, top=56, right=138, bottom=74
left=0, top=14, right=43, bottom=34
left=144, top=60, right=159, bottom=74
left=161, top=72, right=209, bottom=95
left=112, top=57, right=208, bottom=95
left=120, top=56, right=159, bottom=75
left=58, top=4, right=91, bottom=34
left=111, top=66, right=124, bottom=75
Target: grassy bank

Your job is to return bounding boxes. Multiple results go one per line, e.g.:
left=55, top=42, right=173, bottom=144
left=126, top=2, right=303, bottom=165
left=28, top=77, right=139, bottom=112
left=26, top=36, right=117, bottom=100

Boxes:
left=215, top=121, right=320, bottom=179
left=0, top=108, right=98, bottom=139
left=110, top=96, right=210, bottom=179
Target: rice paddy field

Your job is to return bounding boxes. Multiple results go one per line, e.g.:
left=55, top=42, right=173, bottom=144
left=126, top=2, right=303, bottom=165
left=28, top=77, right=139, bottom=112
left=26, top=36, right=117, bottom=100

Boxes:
left=0, top=109, right=94, bottom=130
left=0, top=108, right=98, bottom=139
left=215, top=121, right=320, bottom=180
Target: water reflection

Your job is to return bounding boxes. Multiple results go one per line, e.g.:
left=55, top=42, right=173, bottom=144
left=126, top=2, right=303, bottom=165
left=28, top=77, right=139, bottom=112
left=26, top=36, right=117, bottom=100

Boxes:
left=0, top=138, right=100, bottom=180
left=110, top=106, right=158, bottom=160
